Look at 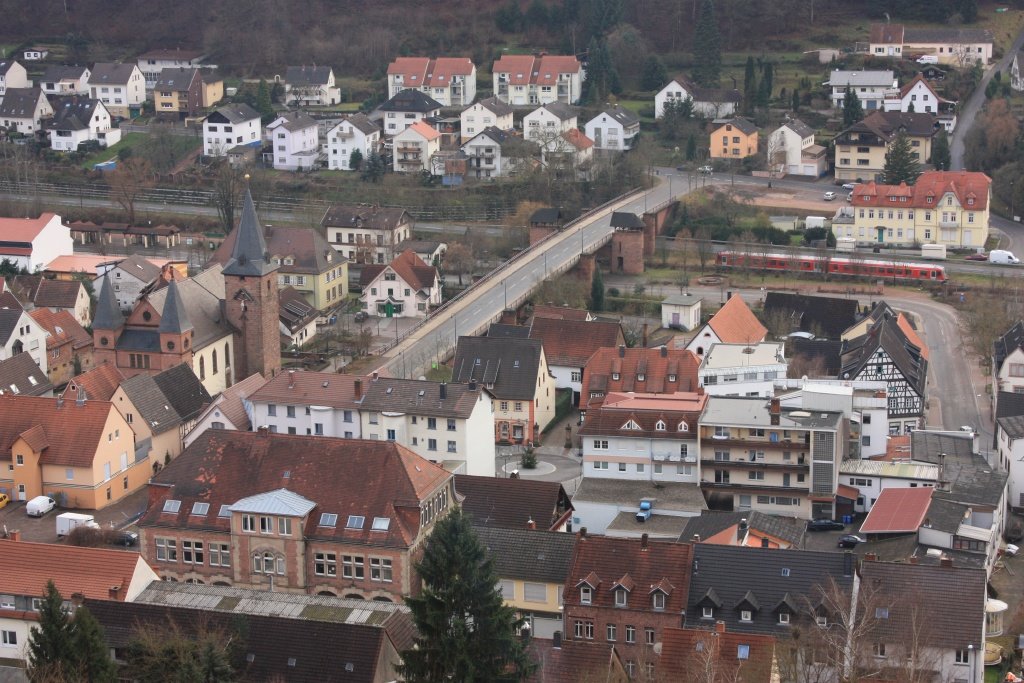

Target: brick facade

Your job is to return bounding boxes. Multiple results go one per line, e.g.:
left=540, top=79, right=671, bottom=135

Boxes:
left=530, top=225, right=559, bottom=246
left=224, top=272, right=281, bottom=381
left=610, top=230, right=644, bottom=275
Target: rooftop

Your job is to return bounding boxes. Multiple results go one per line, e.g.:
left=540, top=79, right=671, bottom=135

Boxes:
left=701, top=396, right=844, bottom=430
left=527, top=316, right=622, bottom=368
left=0, top=538, right=152, bottom=601
left=359, top=377, right=482, bottom=419
left=249, top=370, right=363, bottom=410
left=700, top=342, right=786, bottom=371
left=452, top=334, right=545, bottom=401
left=859, top=486, right=933, bottom=534
left=705, top=295, right=768, bottom=345
left=455, top=474, right=572, bottom=531
left=0, top=352, right=52, bottom=397
left=474, top=526, right=577, bottom=584
left=572, top=478, right=707, bottom=512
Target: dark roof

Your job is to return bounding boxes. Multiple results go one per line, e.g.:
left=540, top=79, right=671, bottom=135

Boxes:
left=359, top=378, right=483, bottom=419
left=529, top=207, right=564, bottom=225
left=857, top=560, right=985, bottom=651
left=714, top=117, right=757, bottom=135
left=206, top=103, right=260, bottom=124
left=41, top=65, right=88, bottom=82
left=595, top=104, right=640, bottom=127
left=267, top=110, right=317, bottom=132
left=153, top=67, right=198, bottom=90
left=11, top=276, right=84, bottom=311
left=321, top=205, right=412, bottom=231
left=487, top=322, right=530, bottom=339
left=222, top=188, right=277, bottom=277
left=476, top=96, right=514, bottom=117
left=910, top=431, right=1007, bottom=508
left=840, top=110, right=940, bottom=143
left=0, top=88, right=45, bottom=118
left=474, top=526, right=577, bottom=584
left=212, top=223, right=339, bottom=275
left=526, top=639, right=629, bottom=683
left=451, top=335, right=546, bottom=400
left=157, top=279, right=192, bottom=334
left=0, top=352, right=53, bottom=396
left=610, top=211, right=645, bottom=230
left=680, top=511, right=806, bottom=548
left=119, top=364, right=210, bottom=435
left=0, top=291, right=26, bottom=345
left=539, top=101, right=577, bottom=121
left=840, top=314, right=927, bottom=398
left=84, top=599, right=400, bottom=683
left=528, top=316, right=623, bottom=367
left=455, top=474, right=573, bottom=531
left=341, top=112, right=378, bottom=135
left=92, top=274, right=125, bottom=330
left=377, top=89, right=442, bottom=113
left=904, top=26, right=993, bottom=44
left=786, top=338, right=843, bottom=376
left=998, top=390, right=1024, bottom=418
left=88, top=62, right=138, bottom=85
left=113, top=254, right=162, bottom=284
left=998, top=414, right=1024, bottom=439
left=923, top=496, right=969, bottom=534
left=47, top=96, right=101, bottom=132
left=685, top=545, right=855, bottom=635
left=763, top=292, right=859, bottom=340
left=278, top=286, right=317, bottom=333
left=994, top=321, right=1024, bottom=369
left=285, top=65, right=333, bottom=86
left=782, top=118, right=815, bottom=138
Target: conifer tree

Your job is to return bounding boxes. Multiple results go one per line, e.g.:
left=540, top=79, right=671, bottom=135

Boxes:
left=71, top=606, right=117, bottom=683
left=693, top=0, right=721, bottom=87
left=756, top=62, right=774, bottom=109
left=882, top=132, right=922, bottom=185
left=686, top=132, right=697, bottom=161
left=931, top=128, right=951, bottom=171
left=591, top=266, right=605, bottom=311
left=641, top=55, right=668, bottom=91
left=791, top=89, right=800, bottom=112
left=27, top=581, right=73, bottom=682
left=255, top=79, right=273, bottom=120
left=842, top=87, right=863, bottom=126
left=743, top=56, right=758, bottom=113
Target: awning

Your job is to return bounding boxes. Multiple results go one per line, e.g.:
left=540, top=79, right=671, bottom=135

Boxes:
left=837, top=484, right=860, bottom=500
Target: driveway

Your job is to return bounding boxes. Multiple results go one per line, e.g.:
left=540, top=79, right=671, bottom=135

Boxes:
left=0, top=489, right=148, bottom=545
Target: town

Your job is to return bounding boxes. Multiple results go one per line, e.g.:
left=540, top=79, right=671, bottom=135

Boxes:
left=1, top=1, right=1024, bottom=682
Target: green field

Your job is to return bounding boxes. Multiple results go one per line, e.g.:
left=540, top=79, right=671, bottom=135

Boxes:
left=79, top=132, right=202, bottom=170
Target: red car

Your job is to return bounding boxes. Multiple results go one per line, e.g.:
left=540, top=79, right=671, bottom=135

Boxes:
left=964, top=253, right=988, bottom=261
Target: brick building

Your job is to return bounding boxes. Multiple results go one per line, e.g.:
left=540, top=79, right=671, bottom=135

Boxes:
left=609, top=211, right=646, bottom=275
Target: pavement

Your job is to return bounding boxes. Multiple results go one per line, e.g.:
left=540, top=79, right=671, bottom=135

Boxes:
left=0, top=488, right=148, bottom=546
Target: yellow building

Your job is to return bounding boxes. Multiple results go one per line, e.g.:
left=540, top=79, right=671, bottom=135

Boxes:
left=832, top=170, right=991, bottom=249
left=709, top=117, right=758, bottom=159
left=833, top=111, right=938, bottom=182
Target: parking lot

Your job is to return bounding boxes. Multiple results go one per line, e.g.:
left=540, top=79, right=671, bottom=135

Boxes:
left=0, top=489, right=148, bottom=546
left=802, top=516, right=867, bottom=552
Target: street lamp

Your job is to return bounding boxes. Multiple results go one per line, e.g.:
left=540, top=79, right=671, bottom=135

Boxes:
left=503, top=279, right=508, bottom=310
left=1011, top=180, right=1016, bottom=222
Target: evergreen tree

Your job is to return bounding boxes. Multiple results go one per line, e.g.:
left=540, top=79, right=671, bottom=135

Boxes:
left=361, top=152, right=385, bottom=183
left=957, top=0, right=978, bottom=22
left=27, top=581, right=73, bottom=682
left=525, top=0, right=549, bottom=28
left=583, top=36, right=620, bottom=103
left=640, top=55, right=668, bottom=91
left=495, top=1, right=523, bottom=32
left=842, top=87, right=863, bottom=126
left=585, top=0, right=623, bottom=37
left=71, top=606, right=117, bottom=683
left=590, top=266, right=605, bottom=311
left=906, top=101, right=915, bottom=113
left=399, top=509, right=533, bottom=683
left=686, top=132, right=697, bottom=161
left=348, top=149, right=364, bottom=171
left=743, top=56, right=758, bottom=113
left=255, top=79, right=273, bottom=120
left=791, top=89, right=800, bottom=112
left=692, top=0, right=721, bottom=87
left=931, top=128, right=952, bottom=170
left=882, top=132, right=922, bottom=185
left=756, top=63, right=773, bottom=109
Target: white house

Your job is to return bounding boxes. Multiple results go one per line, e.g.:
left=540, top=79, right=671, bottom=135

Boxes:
left=326, top=114, right=380, bottom=170
left=0, top=292, right=49, bottom=372
left=698, top=342, right=787, bottom=397
left=774, top=379, right=890, bottom=459
left=0, top=88, right=52, bottom=135
left=265, top=111, right=320, bottom=171
left=460, top=96, right=514, bottom=142
left=460, top=127, right=537, bottom=179
left=387, top=57, right=477, bottom=107
left=358, top=378, right=496, bottom=476
left=88, top=63, right=146, bottom=119
left=392, top=120, right=441, bottom=174
left=39, top=65, right=90, bottom=96
left=246, top=370, right=363, bottom=439
left=377, top=89, right=442, bottom=136
left=523, top=102, right=578, bottom=149
left=840, top=458, right=939, bottom=513
left=183, top=373, right=267, bottom=448
left=98, top=254, right=162, bottom=310
left=136, top=48, right=206, bottom=90
left=544, top=129, right=594, bottom=172
left=655, top=75, right=742, bottom=119
left=883, top=74, right=958, bottom=132
left=766, top=119, right=827, bottom=177
left=47, top=97, right=120, bottom=152
left=0, top=60, right=30, bottom=96
left=491, top=54, right=583, bottom=105
left=203, top=103, right=262, bottom=157
left=359, top=249, right=441, bottom=317
left=284, top=65, right=340, bottom=106
left=998, top=415, right=1024, bottom=511
left=0, top=213, right=73, bottom=273
left=661, top=293, right=702, bottom=331
left=583, top=104, right=640, bottom=152
left=902, top=25, right=994, bottom=66
left=826, top=70, right=898, bottom=110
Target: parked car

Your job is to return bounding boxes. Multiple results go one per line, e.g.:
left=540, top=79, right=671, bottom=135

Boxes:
left=841, top=183, right=858, bottom=190
left=837, top=534, right=865, bottom=548
left=110, top=530, right=139, bottom=547
left=823, top=191, right=837, bottom=201
left=26, top=496, right=56, bottom=517
left=354, top=311, right=369, bottom=322
left=965, top=252, right=988, bottom=261
left=0, top=493, right=8, bottom=509
left=807, top=519, right=845, bottom=531
left=698, top=165, right=713, bottom=174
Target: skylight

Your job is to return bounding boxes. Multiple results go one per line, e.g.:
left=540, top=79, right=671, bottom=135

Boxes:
left=372, top=517, right=391, bottom=531
left=218, top=504, right=232, bottom=518
left=191, top=502, right=210, bottom=516
left=319, top=513, right=338, bottom=528
left=346, top=515, right=365, bottom=529
left=162, top=499, right=181, bottom=513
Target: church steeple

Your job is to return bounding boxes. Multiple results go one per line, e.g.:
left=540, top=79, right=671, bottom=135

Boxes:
left=93, top=273, right=124, bottom=331
left=158, top=278, right=192, bottom=334
left=222, top=187, right=277, bottom=277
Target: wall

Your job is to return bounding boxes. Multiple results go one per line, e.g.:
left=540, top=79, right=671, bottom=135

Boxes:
left=610, top=230, right=644, bottom=275
left=251, top=401, right=361, bottom=439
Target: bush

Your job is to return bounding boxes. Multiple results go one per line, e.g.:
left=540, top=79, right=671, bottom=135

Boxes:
left=607, top=287, right=621, bottom=297
left=520, top=449, right=538, bottom=469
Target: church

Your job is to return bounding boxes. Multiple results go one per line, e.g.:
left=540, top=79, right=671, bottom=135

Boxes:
left=92, top=189, right=281, bottom=394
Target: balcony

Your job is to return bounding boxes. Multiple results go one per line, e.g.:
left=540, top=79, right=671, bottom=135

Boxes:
left=701, top=459, right=809, bottom=471
left=397, top=146, right=422, bottom=156
left=938, top=219, right=961, bottom=228
left=701, top=480, right=810, bottom=493
left=703, top=437, right=809, bottom=450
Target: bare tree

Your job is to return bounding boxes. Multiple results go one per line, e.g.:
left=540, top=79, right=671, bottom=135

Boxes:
left=695, top=226, right=714, bottom=273
left=211, top=162, right=245, bottom=234
left=443, top=243, right=475, bottom=286
left=107, top=157, right=153, bottom=226
left=787, top=353, right=828, bottom=379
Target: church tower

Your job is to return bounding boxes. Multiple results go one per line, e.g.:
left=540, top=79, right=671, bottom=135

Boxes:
left=157, top=278, right=195, bottom=370
left=222, top=186, right=281, bottom=380
left=91, top=273, right=124, bottom=367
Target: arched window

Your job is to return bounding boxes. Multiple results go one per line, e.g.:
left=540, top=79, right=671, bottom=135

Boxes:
left=199, top=356, right=206, bottom=380
left=678, top=422, right=689, bottom=432
left=317, top=590, right=337, bottom=597
left=655, top=420, right=666, bottom=431
left=372, top=596, right=393, bottom=603
left=212, top=349, right=218, bottom=374
left=224, top=343, right=230, bottom=368
left=263, top=552, right=275, bottom=574
left=344, top=593, right=365, bottom=600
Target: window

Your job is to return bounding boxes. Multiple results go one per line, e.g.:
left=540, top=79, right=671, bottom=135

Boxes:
left=242, top=515, right=256, bottom=532
left=625, top=625, right=636, bottom=643
left=209, top=543, right=230, bottom=567
left=875, top=607, right=889, bottom=619
left=0, top=596, right=13, bottom=610
left=162, top=499, right=181, bottom=513
left=523, top=583, right=546, bottom=602
left=156, top=538, right=177, bottom=562
left=278, top=518, right=292, bottom=535
left=370, top=557, right=393, bottom=582
left=740, top=609, right=753, bottom=622
left=645, top=627, right=656, bottom=645
left=592, top=440, right=609, bottom=450
left=653, top=592, right=665, bottom=610
left=615, top=589, right=628, bottom=607
left=499, top=580, right=515, bottom=599
left=447, top=441, right=457, bottom=453
left=259, top=516, right=273, bottom=534
left=500, top=401, right=509, bottom=411
left=319, top=513, right=338, bottom=527
left=343, top=555, right=365, bottom=579
left=372, top=517, right=391, bottom=531
left=191, top=502, right=210, bottom=516
left=267, top=404, right=277, bottom=417
left=428, top=438, right=438, bottom=451
left=737, top=644, right=750, bottom=660
left=779, top=612, right=790, bottom=624
left=580, top=586, right=592, bottom=604
left=873, top=643, right=886, bottom=658
left=427, top=417, right=437, bottom=430
left=346, top=515, right=365, bottom=529
left=606, top=624, right=617, bottom=641
left=286, top=405, right=296, bottom=418
left=702, top=607, right=714, bottom=619
left=447, top=418, right=456, bottom=431
left=1, top=631, right=16, bottom=647
left=182, top=540, right=203, bottom=564
left=955, top=649, right=969, bottom=665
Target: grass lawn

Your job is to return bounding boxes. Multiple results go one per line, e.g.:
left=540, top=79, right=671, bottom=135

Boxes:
left=79, top=133, right=202, bottom=170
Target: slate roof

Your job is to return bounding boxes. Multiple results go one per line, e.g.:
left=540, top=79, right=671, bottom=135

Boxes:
left=359, top=249, right=437, bottom=292
left=680, top=511, right=806, bottom=548
left=528, top=207, right=564, bottom=225
left=452, top=335, right=546, bottom=400
left=266, top=110, right=318, bottom=133
left=595, top=103, right=640, bottom=127
left=285, top=65, right=334, bottom=86
left=377, top=89, right=443, bottom=113
left=157, top=278, right=191, bottom=334
left=860, top=487, right=933, bottom=534
left=998, top=414, right=1024, bottom=439
left=904, top=27, right=994, bottom=44
left=827, top=70, right=896, bottom=87
left=359, top=377, right=482, bottom=419
left=212, top=222, right=338, bottom=276
left=994, top=321, right=1024, bottom=369
left=713, top=116, right=757, bottom=136
left=580, top=346, right=701, bottom=406
left=704, top=294, right=768, bottom=345
left=572, top=478, right=708, bottom=512
left=840, top=110, right=941, bottom=144
left=189, top=372, right=265, bottom=433
left=672, top=75, right=742, bottom=104
left=41, top=65, right=88, bottom=82
left=840, top=314, right=927, bottom=399
left=249, top=370, right=362, bottom=410
left=321, top=205, right=412, bottom=232
left=140, top=431, right=451, bottom=548
left=63, top=362, right=125, bottom=401
left=153, top=67, right=198, bottom=91
left=782, top=118, right=815, bottom=138
left=487, top=323, right=530, bottom=338
left=610, top=211, right=645, bottom=230
left=763, top=292, right=859, bottom=340
left=0, top=394, right=119, bottom=468
left=88, top=62, right=138, bottom=86
left=474, top=526, right=576, bottom=584
left=222, top=188, right=277, bottom=278
left=0, top=88, right=45, bottom=118
left=0, top=291, right=26, bottom=345
left=474, top=95, right=514, bottom=117
left=0, top=351, right=53, bottom=396
left=339, top=112, right=378, bottom=135
left=0, top=539, right=149, bottom=600
left=910, top=431, right=1007, bottom=508
left=527, top=316, right=622, bottom=367
left=113, top=254, right=163, bottom=283
left=684, top=545, right=855, bottom=635
left=205, top=102, right=260, bottom=125
left=92, top=274, right=125, bottom=331
left=119, top=363, right=211, bottom=434
left=786, top=338, right=843, bottom=375
left=455, top=474, right=573, bottom=531
left=47, top=96, right=101, bottom=132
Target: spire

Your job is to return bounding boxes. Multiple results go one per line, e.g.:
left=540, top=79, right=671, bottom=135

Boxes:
left=92, top=274, right=124, bottom=331
left=223, top=186, right=277, bottom=277
left=158, top=278, right=192, bottom=334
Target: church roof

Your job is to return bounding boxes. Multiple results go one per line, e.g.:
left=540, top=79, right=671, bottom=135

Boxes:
left=157, top=278, right=192, bottom=334
left=92, top=274, right=124, bottom=330
left=222, top=188, right=277, bottom=277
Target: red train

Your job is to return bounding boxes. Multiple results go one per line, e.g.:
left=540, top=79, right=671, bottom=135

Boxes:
left=715, top=251, right=947, bottom=283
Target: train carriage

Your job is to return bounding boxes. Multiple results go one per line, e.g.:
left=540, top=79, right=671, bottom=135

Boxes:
left=716, top=251, right=946, bottom=283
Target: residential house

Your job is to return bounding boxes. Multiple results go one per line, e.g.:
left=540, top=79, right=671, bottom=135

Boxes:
left=775, top=379, right=890, bottom=460
left=392, top=120, right=441, bottom=174
left=460, top=126, right=538, bottom=179
left=284, top=65, right=340, bottom=106
left=247, top=369, right=362, bottom=439
left=684, top=294, right=768, bottom=357
left=138, top=430, right=455, bottom=600
left=0, top=60, right=29, bottom=96
left=137, top=49, right=207, bottom=90
left=571, top=478, right=707, bottom=536
left=152, top=68, right=204, bottom=119
left=679, top=510, right=807, bottom=549
left=562, top=533, right=692, bottom=681
left=527, top=640, right=631, bottom=682
left=265, top=111, right=320, bottom=171
left=994, top=321, right=1024, bottom=423
left=47, top=96, right=120, bottom=151
left=527, top=315, right=623, bottom=404
left=278, top=286, right=318, bottom=348
left=326, top=114, right=380, bottom=170
left=884, top=73, right=958, bottom=131
left=460, top=96, right=514, bottom=142
left=455, top=474, right=574, bottom=532
left=0, top=352, right=53, bottom=397
left=202, top=103, right=261, bottom=157
left=0, top=539, right=158, bottom=666
left=0, top=87, right=52, bottom=136
left=661, top=293, right=702, bottom=331
left=655, top=75, right=742, bottom=119
left=833, top=110, right=940, bottom=183
left=523, top=101, right=578, bottom=150
left=39, top=65, right=90, bottom=95
left=102, top=254, right=163, bottom=310
left=452, top=331, right=557, bottom=444
left=21, top=48, right=47, bottom=61
left=387, top=57, right=477, bottom=107
left=88, top=62, right=146, bottom=118
left=698, top=396, right=848, bottom=520
left=710, top=117, right=758, bottom=159
left=840, top=459, right=940, bottom=513
left=698, top=342, right=787, bottom=397
left=110, top=363, right=212, bottom=463
left=825, top=70, right=898, bottom=110
left=29, top=308, right=93, bottom=386
left=581, top=345, right=701, bottom=413
left=763, top=292, right=860, bottom=340
left=322, top=205, right=414, bottom=264
left=0, top=393, right=145, bottom=508
left=584, top=104, right=640, bottom=152
left=546, top=128, right=594, bottom=172
left=62, top=362, right=125, bottom=402
left=766, top=118, right=827, bottom=177
left=377, top=89, right=442, bottom=136
left=358, top=377, right=495, bottom=475
left=869, top=22, right=906, bottom=58
left=898, top=25, right=994, bottom=65
left=7, top=274, right=91, bottom=326
left=358, top=249, right=441, bottom=317
left=476, top=526, right=576, bottom=638
left=532, top=303, right=592, bottom=321
left=491, top=54, right=583, bottom=105
left=395, top=239, right=446, bottom=266
left=0, top=292, right=48, bottom=371
left=660, top=623, right=778, bottom=682
left=183, top=372, right=266, bottom=448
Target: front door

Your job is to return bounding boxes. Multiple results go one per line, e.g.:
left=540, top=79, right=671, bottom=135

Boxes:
left=17, top=485, right=25, bottom=501
left=672, top=312, right=680, bottom=326
left=876, top=227, right=885, bottom=243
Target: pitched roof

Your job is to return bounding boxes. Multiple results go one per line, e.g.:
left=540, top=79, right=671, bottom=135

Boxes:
left=336, top=112, right=378, bottom=136
left=114, top=253, right=163, bottom=284
left=895, top=312, right=928, bottom=361
left=475, top=526, right=577, bottom=584
left=853, top=171, right=991, bottom=211
left=190, top=372, right=265, bottom=433
left=0, top=87, right=46, bottom=118
left=387, top=57, right=475, bottom=86
left=157, top=278, right=192, bottom=334
left=841, top=110, right=941, bottom=144
left=359, top=249, right=437, bottom=291
left=526, top=639, right=629, bottom=683
left=455, top=474, right=573, bottom=531
left=153, top=67, right=198, bottom=90
left=359, top=377, right=482, bottom=419
left=492, top=54, right=582, bottom=86
left=580, top=346, right=701, bottom=407
left=0, top=394, right=119, bottom=467
left=706, top=294, right=768, bottom=344
left=0, top=351, right=53, bottom=397
left=909, top=430, right=1007, bottom=508
left=0, top=291, right=26, bottom=344
left=452, top=335, right=545, bottom=400
left=63, top=362, right=125, bottom=401
left=222, top=188, right=277, bottom=277
left=827, top=69, right=896, bottom=87
left=870, top=22, right=905, bottom=44
left=206, top=102, right=261, bottom=124
left=266, top=110, right=317, bottom=132
left=0, top=213, right=61, bottom=245
left=527, top=316, right=622, bottom=367
left=610, top=211, right=645, bottom=230
left=118, top=364, right=210, bottom=435
left=474, top=95, right=514, bottom=117
left=8, top=275, right=84, bottom=311
left=212, top=223, right=339, bottom=275
left=0, top=539, right=152, bottom=600
left=248, top=369, right=362, bottom=410
left=782, top=118, right=815, bottom=138
left=840, top=314, right=927, bottom=397
left=321, top=205, right=412, bottom=231
left=661, top=625, right=777, bottom=682
left=763, top=292, right=859, bottom=340
left=595, top=103, right=640, bottom=127
left=997, top=389, right=1024, bottom=419
left=285, top=64, right=333, bottom=86
left=41, top=64, right=88, bottom=82
left=403, top=119, right=441, bottom=141
left=140, top=431, right=451, bottom=548
left=377, top=89, right=443, bottom=113
left=995, top=321, right=1024, bottom=369
left=88, top=62, right=139, bottom=85
left=904, top=26, right=993, bottom=44
left=680, top=510, right=806, bottom=548
left=579, top=391, right=707, bottom=439
left=713, top=116, right=758, bottom=136
left=859, top=486, right=933, bottom=534
left=561, top=128, right=593, bottom=150
left=92, top=274, right=125, bottom=331
left=28, top=307, right=91, bottom=352
left=47, top=96, right=101, bottom=131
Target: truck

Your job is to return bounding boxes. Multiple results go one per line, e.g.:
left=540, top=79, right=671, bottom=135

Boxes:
left=804, top=216, right=827, bottom=230
left=835, top=237, right=856, bottom=252
left=990, top=249, right=1021, bottom=265
left=56, top=512, right=99, bottom=537
left=921, top=244, right=947, bottom=259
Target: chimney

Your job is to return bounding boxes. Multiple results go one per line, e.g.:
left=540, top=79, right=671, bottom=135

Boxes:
left=770, top=397, right=780, bottom=425
left=865, top=552, right=877, bottom=562
left=552, top=631, right=562, bottom=649
left=108, top=585, right=121, bottom=600
left=469, top=380, right=477, bottom=391
left=8, top=530, right=20, bottom=542
left=641, top=533, right=649, bottom=550
left=715, top=620, right=726, bottom=634
left=55, top=395, right=64, bottom=409
left=660, top=345, right=668, bottom=358
left=618, top=345, right=625, bottom=358
left=288, top=369, right=295, bottom=389
left=578, top=527, right=587, bottom=541
left=940, top=557, right=953, bottom=568
left=527, top=517, right=536, bottom=530
left=354, top=378, right=363, bottom=400
left=737, top=518, right=749, bottom=541
left=909, top=556, right=919, bottom=565
left=440, top=382, right=447, bottom=400
left=641, top=323, right=648, bottom=347
left=76, top=386, right=86, bottom=407
left=257, top=425, right=270, bottom=438
left=372, top=371, right=379, bottom=381
left=70, top=592, right=85, bottom=608
left=727, top=291, right=732, bottom=300
left=691, top=534, right=701, bottom=543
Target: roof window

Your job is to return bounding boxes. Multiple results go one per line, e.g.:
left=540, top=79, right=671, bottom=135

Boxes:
left=162, top=499, right=181, bottom=513
left=346, top=515, right=365, bottom=529
left=372, top=517, right=391, bottom=531
left=319, top=513, right=338, bottom=527
left=218, top=504, right=232, bottom=518
left=191, top=502, right=210, bottom=516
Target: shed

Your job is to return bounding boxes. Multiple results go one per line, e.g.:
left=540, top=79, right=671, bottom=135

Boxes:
left=661, top=294, right=702, bottom=331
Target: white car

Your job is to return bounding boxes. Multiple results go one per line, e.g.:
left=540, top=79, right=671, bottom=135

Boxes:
left=698, top=165, right=713, bottom=175
left=823, top=191, right=837, bottom=201
left=841, top=183, right=857, bottom=190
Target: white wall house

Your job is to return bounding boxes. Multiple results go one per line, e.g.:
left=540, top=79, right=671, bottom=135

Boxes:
left=698, top=342, right=788, bottom=398
left=136, top=49, right=206, bottom=90
left=88, top=63, right=146, bottom=119
left=0, top=88, right=52, bottom=135
left=0, top=61, right=30, bottom=96
left=523, top=102, right=577, bottom=150
left=392, top=120, right=440, bottom=174
left=661, top=294, right=702, bottom=331
left=387, top=57, right=477, bottom=108
left=998, top=416, right=1024, bottom=511
left=766, top=119, right=827, bottom=177
left=39, top=65, right=90, bottom=96
left=583, top=105, right=640, bottom=152
left=460, top=96, right=514, bottom=142
left=283, top=65, right=340, bottom=107
left=775, top=379, right=890, bottom=459
left=655, top=76, right=741, bottom=119
left=47, top=98, right=120, bottom=152
left=326, top=114, right=380, bottom=171
left=0, top=293, right=49, bottom=372
left=247, top=370, right=363, bottom=439
left=265, top=111, right=320, bottom=171
left=101, top=255, right=161, bottom=310
left=840, top=459, right=939, bottom=513
left=826, top=70, right=898, bottom=110
left=377, top=90, right=442, bottom=136
left=492, top=54, right=583, bottom=105
left=0, top=214, right=73, bottom=274
left=203, top=103, right=262, bottom=157
left=1012, top=49, right=1024, bottom=92
left=460, top=127, right=532, bottom=179
left=883, top=74, right=958, bottom=132
left=358, top=249, right=441, bottom=317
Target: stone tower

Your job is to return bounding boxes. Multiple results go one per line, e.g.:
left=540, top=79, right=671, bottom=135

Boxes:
left=91, top=273, right=124, bottom=367
left=222, top=187, right=280, bottom=380
left=157, top=278, right=195, bottom=370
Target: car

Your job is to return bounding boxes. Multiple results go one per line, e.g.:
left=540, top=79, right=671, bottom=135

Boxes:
left=916, top=55, right=939, bottom=65
left=109, top=530, right=139, bottom=547
left=26, top=495, right=56, bottom=517
left=837, top=534, right=865, bottom=548
left=0, top=493, right=8, bottom=509
left=841, top=183, right=858, bottom=190
left=823, top=191, right=837, bottom=201
left=698, top=165, right=713, bottom=174
left=676, top=165, right=686, bottom=172
left=807, top=519, right=845, bottom=531
left=353, top=311, right=369, bottom=322
left=965, top=252, right=988, bottom=261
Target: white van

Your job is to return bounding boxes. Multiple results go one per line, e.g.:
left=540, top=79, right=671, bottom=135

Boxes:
left=989, top=249, right=1021, bottom=265
left=916, top=55, right=939, bottom=64
left=26, top=496, right=56, bottom=517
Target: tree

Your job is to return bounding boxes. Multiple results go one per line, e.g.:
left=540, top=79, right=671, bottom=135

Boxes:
left=882, top=132, right=921, bottom=185
left=525, top=0, right=549, bottom=28
left=444, top=243, right=475, bottom=286
left=211, top=163, right=245, bottom=234
left=126, top=618, right=235, bottom=683
left=640, top=55, right=668, bottom=91
left=583, top=36, right=619, bottom=103
left=756, top=62, right=774, bottom=109
left=742, top=56, right=758, bottom=113
left=590, top=265, right=605, bottom=311
left=107, top=157, right=153, bottom=226
left=494, top=1, right=523, bottom=32
left=931, top=128, right=951, bottom=170
left=27, top=580, right=73, bottom=682
left=958, top=0, right=979, bottom=22
left=842, top=87, right=863, bottom=126
left=348, top=149, right=364, bottom=171
left=361, top=152, right=385, bottom=182
left=686, top=132, right=697, bottom=161
left=255, top=79, right=273, bottom=120
left=71, top=606, right=117, bottom=683
left=791, top=88, right=800, bottom=112
left=399, top=508, right=532, bottom=683
left=692, top=0, right=721, bottom=87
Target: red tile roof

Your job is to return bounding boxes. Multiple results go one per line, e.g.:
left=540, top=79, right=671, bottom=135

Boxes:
left=0, top=213, right=60, bottom=243
left=528, top=316, right=623, bottom=367
left=29, top=307, right=91, bottom=352
left=661, top=625, right=777, bottom=682
left=859, top=487, right=933, bottom=534
left=896, top=313, right=929, bottom=361
left=249, top=370, right=363, bottom=410
left=0, top=394, right=118, bottom=467
left=580, top=346, right=701, bottom=408
left=562, top=128, right=593, bottom=150
left=706, top=295, right=768, bottom=345
left=359, top=249, right=438, bottom=292
left=579, top=391, right=707, bottom=439
left=387, top=57, right=474, bottom=86
left=9, top=275, right=85, bottom=310
left=63, top=363, right=125, bottom=402
left=406, top=120, right=440, bottom=141
left=852, top=170, right=991, bottom=211
left=0, top=539, right=150, bottom=601
left=527, top=639, right=629, bottom=683
left=870, top=22, right=905, bottom=45
left=493, top=54, right=582, bottom=86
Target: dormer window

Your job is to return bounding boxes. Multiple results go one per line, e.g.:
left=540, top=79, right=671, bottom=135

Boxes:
left=816, top=615, right=828, bottom=627
left=581, top=586, right=592, bottom=604
left=668, top=374, right=677, bottom=382
left=652, top=592, right=666, bottom=610
left=678, top=422, right=689, bottom=432
left=740, top=610, right=753, bottom=622
left=702, top=606, right=714, bottom=619
left=615, top=589, right=627, bottom=607
left=655, top=420, right=666, bottom=431
left=968, top=198, right=975, bottom=206
left=612, top=372, right=620, bottom=381
left=779, top=612, right=791, bottom=625
left=622, top=420, right=641, bottom=431
left=637, top=373, right=646, bottom=381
